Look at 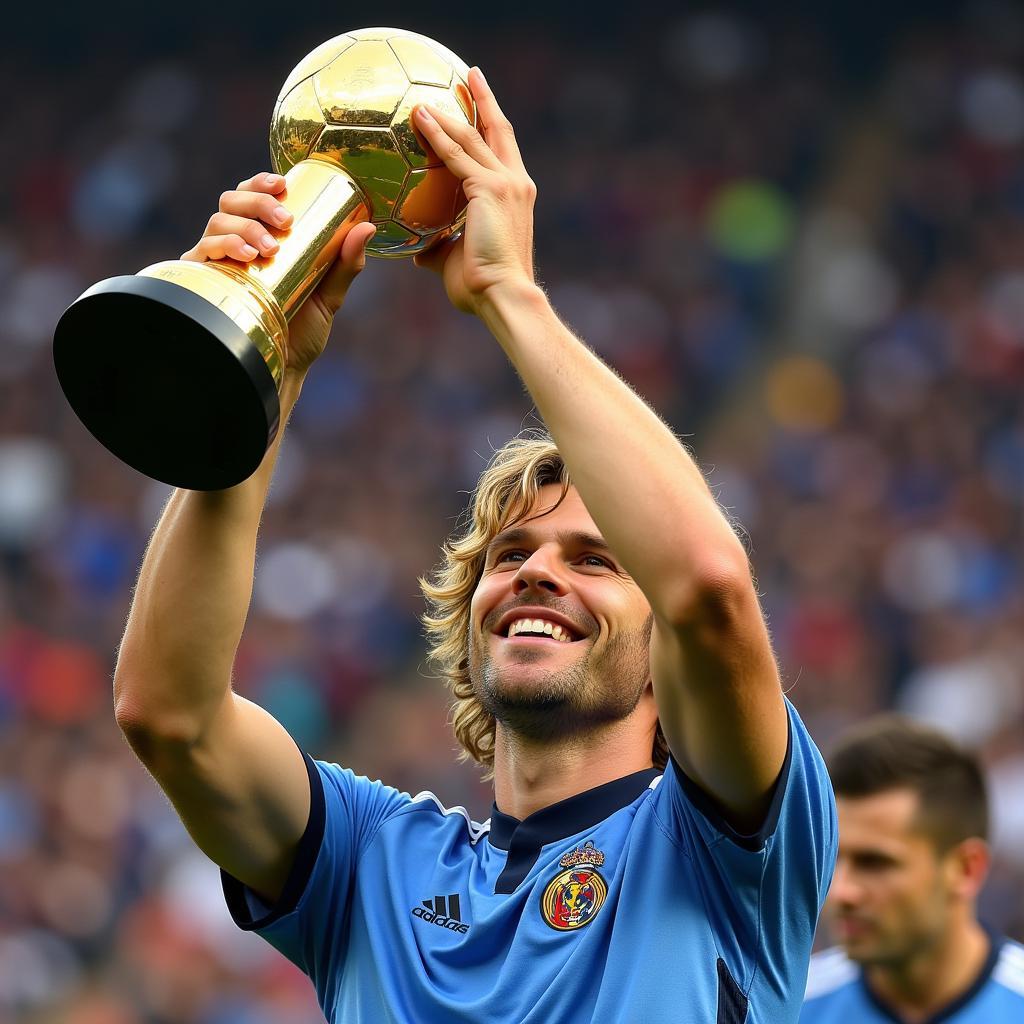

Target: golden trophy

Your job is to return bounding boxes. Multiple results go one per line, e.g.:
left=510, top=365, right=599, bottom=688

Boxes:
left=53, top=28, right=474, bottom=490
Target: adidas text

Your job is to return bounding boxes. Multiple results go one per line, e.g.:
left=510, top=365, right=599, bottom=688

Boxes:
left=412, top=906, right=470, bottom=933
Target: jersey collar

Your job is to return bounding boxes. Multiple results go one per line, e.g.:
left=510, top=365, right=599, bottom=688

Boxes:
left=488, top=767, right=661, bottom=851
left=487, top=767, right=660, bottom=894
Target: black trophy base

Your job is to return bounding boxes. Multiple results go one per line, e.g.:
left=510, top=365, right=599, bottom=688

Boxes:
left=53, top=275, right=281, bottom=491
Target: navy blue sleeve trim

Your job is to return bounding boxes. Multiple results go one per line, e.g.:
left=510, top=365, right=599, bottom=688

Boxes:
left=671, top=713, right=794, bottom=852
left=221, top=751, right=326, bottom=931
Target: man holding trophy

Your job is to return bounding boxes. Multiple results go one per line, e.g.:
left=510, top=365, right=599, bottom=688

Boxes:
left=98, top=32, right=836, bottom=1024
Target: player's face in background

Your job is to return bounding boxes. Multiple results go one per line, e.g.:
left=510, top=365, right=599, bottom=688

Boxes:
left=828, top=788, right=958, bottom=967
left=468, top=484, right=656, bottom=744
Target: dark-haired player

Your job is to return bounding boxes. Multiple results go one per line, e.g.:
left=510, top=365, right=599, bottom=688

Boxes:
left=802, top=715, right=1024, bottom=1023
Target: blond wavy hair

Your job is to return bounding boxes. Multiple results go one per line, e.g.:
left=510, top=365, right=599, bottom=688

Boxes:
left=420, top=431, right=669, bottom=779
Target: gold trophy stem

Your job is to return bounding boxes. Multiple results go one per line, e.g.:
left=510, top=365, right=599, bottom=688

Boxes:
left=137, top=160, right=367, bottom=390
left=240, top=159, right=368, bottom=321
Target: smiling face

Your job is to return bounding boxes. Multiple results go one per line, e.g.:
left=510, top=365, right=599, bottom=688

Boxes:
left=467, top=484, right=656, bottom=745
left=828, top=789, right=957, bottom=967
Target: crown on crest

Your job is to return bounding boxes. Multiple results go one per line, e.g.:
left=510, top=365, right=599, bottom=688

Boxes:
left=559, top=841, right=605, bottom=868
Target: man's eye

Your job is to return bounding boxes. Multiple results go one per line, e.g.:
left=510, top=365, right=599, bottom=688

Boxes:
left=855, top=853, right=895, bottom=871
left=495, top=550, right=527, bottom=564
left=581, top=555, right=610, bottom=568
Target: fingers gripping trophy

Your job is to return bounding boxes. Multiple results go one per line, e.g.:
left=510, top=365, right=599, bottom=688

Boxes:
left=53, top=28, right=475, bottom=491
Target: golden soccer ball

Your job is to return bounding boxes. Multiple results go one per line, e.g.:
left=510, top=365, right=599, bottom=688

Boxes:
left=271, top=27, right=475, bottom=257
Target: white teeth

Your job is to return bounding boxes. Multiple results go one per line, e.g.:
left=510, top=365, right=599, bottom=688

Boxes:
left=506, top=617, right=574, bottom=641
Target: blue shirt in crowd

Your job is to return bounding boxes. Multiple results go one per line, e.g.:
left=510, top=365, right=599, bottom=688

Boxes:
left=800, top=937, right=1024, bottom=1024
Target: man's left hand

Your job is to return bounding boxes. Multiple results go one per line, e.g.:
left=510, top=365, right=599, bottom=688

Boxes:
left=412, top=67, right=537, bottom=315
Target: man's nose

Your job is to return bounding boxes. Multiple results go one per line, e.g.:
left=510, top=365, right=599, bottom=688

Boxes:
left=512, top=546, right=569, bottom=596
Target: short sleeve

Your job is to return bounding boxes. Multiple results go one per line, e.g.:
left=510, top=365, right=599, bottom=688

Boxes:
left=221, top=754, right=409, bottom=985
left=650, top=699, right=838, bottom=997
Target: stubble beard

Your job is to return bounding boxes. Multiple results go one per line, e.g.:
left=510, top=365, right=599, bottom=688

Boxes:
left=843, top=890, right=949, bottom=970
left=853, top=924, right=945, bottom=972
left=468, top=614, right=653, bottom=745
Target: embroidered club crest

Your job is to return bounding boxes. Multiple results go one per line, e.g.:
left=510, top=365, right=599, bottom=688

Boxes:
left=541, top=841, right=608, bottom=931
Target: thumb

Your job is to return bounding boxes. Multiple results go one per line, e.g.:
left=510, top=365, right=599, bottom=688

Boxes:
left=317, top=221, right=377, bottom=313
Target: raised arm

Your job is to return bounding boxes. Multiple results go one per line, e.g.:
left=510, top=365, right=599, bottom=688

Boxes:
left=113, top=175, right=375, bottom=899
left=413, top=73, right=786, bottom=830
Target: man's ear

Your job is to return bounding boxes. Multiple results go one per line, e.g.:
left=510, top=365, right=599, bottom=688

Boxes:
left=943, top=837, right=990, bottom=902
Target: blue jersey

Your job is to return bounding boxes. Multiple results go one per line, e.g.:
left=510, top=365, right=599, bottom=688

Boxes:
left=224, top=699, right=836, bottom=1023
left=800, top=938, right=1024, bottom=1023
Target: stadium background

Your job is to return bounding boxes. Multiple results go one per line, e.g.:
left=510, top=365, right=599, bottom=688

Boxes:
left=3, top=1, right=1024, bottom=1019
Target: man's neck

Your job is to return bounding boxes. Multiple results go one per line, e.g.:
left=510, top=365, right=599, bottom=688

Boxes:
left=491, top=719, right=657, bottom=821
left=864, top=918, right=991, bottom=1024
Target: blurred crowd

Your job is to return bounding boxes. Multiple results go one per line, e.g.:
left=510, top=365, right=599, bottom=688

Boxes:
left=1, top=4, right=1023, bottom=1021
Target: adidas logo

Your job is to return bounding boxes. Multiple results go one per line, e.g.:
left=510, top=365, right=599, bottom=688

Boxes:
left=411, top=894, right=470, bottom=934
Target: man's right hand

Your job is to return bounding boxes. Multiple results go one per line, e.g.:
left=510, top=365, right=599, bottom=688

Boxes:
left=181, top=171, right=377, bottom=379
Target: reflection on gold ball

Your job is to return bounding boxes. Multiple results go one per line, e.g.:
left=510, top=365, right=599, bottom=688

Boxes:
left=271, top=28, right=475, bottom=258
